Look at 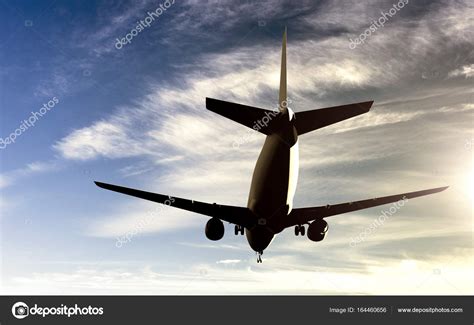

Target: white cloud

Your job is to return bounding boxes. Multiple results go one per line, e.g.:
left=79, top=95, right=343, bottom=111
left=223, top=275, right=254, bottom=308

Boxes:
left=54, top=120, right=154, bottom=160
left=216, top=259, right=241, bottom=264
left=25, top=161, right=57, bottom=173
left=3, top=251, right=472, bottom=294
left=85, top=200, right=203, bottom=238
left=0, top=160, right=58, bottom=189
left=53, top=40, right=386, bottom=161
left=448, top=64, right=474, bottom=78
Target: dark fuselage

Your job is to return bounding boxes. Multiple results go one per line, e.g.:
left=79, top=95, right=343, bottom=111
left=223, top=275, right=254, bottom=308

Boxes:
left=246, top=109, right=299, bottom=252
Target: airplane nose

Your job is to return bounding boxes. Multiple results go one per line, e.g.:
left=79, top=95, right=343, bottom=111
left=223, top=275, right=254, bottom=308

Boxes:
left=246, top=226, right=274, bottom=252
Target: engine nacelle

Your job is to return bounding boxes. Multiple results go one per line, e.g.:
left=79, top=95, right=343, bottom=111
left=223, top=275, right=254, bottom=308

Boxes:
left=205, top=218, right=224, bottom=241
left=307, top=219, right=328, bottom=242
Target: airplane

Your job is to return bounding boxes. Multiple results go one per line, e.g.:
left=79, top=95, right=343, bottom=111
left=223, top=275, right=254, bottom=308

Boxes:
left=95, top=28, right=448, bottom=263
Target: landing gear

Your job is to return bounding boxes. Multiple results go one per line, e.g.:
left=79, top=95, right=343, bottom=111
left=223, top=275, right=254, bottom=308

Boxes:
left=256, top=251, right=263, bottom=263
left=294, top=225, right=305, bottom=236
left=234, top=225, right=244, bottom=235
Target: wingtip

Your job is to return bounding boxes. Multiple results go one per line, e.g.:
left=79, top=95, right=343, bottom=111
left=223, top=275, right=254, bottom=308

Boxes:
left=428, top=186, right=449, bottom=194
left=357, top=100, right=374, bottom=113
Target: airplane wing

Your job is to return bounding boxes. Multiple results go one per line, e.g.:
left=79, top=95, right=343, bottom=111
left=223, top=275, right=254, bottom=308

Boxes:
left=284, top=186, right=448, bottom=227
left=94, top=181, right=256, bottom=228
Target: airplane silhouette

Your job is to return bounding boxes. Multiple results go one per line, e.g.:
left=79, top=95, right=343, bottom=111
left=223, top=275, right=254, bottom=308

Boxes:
left=95, top=28, right=447, bottom=263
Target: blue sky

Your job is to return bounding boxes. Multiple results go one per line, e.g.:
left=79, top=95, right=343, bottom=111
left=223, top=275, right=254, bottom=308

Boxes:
left=0, top=0, right=472, bottom=294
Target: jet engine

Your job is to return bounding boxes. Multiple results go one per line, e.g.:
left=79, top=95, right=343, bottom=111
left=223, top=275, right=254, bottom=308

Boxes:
left=205, top=217, right=224, bottom=241
left=307, top=219, right=328, bottom=242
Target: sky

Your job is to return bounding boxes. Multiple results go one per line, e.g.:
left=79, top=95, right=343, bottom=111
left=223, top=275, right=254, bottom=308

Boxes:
left=0, top=0, right=472, bottom=294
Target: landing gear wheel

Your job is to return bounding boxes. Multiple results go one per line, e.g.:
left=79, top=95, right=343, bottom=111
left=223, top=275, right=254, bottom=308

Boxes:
left=294, top=225, right=305, bottom=236
left=234, top=225, right=244, bottom=235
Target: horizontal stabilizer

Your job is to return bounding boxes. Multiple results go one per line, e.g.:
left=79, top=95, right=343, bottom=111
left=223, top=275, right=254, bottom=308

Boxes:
left=284, top=186, right=448, bottom=227
left=206, top=97, right=279, bottom=135
left=295, top=101, right=373, bottom=135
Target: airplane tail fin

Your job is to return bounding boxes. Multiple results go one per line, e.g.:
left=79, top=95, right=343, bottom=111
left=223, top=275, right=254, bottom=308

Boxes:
left=294, top=101, right=373, bottom=135
left=206, top=27, right=289, bottom=135
left=206, top=28, right=372, bottom=137
left=277, top=27, right=373, bottom=135
left=279, top=26, right=287, bottom=112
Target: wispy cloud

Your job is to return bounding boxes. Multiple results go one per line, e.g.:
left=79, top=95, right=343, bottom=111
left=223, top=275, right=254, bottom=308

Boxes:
left=51, top=0, right=473, bottom=244
left=0, top=160, right=58, bottom=189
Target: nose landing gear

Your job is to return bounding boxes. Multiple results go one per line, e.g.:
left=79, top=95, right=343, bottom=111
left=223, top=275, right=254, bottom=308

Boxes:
left=256, top=251, right=263, bottom=263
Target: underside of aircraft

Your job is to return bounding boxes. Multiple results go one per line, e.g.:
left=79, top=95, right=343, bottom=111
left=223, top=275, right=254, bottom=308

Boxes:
left=95, top=28, right=448, bottom=263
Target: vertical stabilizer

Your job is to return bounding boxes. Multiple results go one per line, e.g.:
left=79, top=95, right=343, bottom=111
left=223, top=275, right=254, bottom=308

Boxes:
left=279, top=27, right=287, bottom=112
